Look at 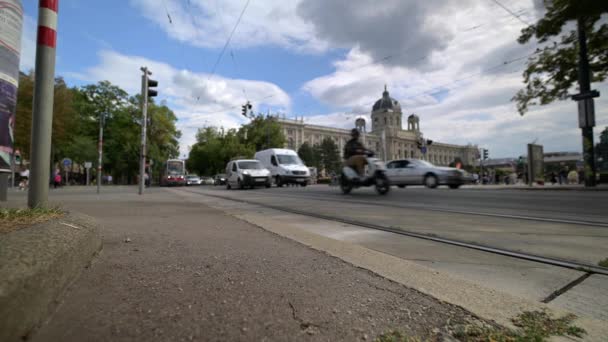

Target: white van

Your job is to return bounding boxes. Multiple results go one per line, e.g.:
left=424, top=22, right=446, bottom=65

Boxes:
left=225, top=159, right=271, bottom=190
left=254, top=149, right=310, bottom=187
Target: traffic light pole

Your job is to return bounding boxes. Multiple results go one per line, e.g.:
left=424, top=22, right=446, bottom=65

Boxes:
left=139, top=67, right=150, bottom=195
left=97, top=113, right=103, bottom=194
left=576, top=18, right=596, bottom=187
left=28, top=0, right=59, bottom=208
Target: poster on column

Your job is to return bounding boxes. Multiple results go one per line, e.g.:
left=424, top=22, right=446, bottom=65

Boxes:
left=0, top=0, right=23, bottom=172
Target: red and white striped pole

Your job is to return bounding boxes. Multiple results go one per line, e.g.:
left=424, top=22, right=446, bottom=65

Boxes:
left=28, top=0, right=58, bottom=208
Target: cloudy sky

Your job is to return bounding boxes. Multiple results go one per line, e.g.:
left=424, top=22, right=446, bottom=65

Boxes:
left=20, top=0, right=607, bottom=159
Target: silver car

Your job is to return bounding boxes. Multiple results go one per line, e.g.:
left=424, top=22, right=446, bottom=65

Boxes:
left=385, top=159, right=469, bottom=189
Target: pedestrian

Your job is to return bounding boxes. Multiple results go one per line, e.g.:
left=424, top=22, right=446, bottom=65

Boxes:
left=144, top=172, right=150, bottom=187
left=53, top=172, right=62, bottom=188
left=550, top=172, right=557, bottom=185
left=107, top=174, right=113, bottom=185
left=567, top=169, right=578, bottom=184
left=578, top=169, right=585, bottom=184
left=558, top=167, right=568, bottom=185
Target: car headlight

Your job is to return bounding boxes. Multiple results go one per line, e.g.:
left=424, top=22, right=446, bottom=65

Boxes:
left=243, top=170, right=250, bottom=175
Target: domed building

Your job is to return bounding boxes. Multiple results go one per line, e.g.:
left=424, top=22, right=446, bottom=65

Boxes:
left=277, top=86, right=478, bottom=167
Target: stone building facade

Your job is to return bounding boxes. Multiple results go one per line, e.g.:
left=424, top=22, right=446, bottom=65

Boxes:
left=277, top=87, right=478, bottom=166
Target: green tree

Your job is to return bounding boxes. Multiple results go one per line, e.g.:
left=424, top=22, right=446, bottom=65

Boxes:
left=240, top=114, right=285, bottom=151
left=14, top=72, right=34, bottom=160
left=14, top=73, right=79, bottom=161
left=513, top=0, right=608, bottom=115
left=318, top=137, right=341, bottom=174
left=186, top=127, right=253, bottom=177
left=297, top=142, right=320, bottom=168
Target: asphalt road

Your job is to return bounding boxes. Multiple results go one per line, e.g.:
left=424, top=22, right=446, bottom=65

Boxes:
left=230, top=185, right=608, bottom=224
left=177, top=184, right=608, bottom=320
left=184, top=185, right=608, bottom=265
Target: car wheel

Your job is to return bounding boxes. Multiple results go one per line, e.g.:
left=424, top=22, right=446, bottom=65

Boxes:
left=276, top=176, right=283, bottom=187
left=449, top=184, right=461, bottom=189
left=397, top=185, right=406, bottom=188
left=226, top=181, right=231, bottom=190
left=424, top=174, right=438, bottom=189
left=238, top=178, right=245, bottom=190
left=300, top=182, right=307, bottom=187
left=265, top=182, right=271, bottom=188
left=340, top=173, right=352, bottom=194
left=375, top=174, right=390, bottom=195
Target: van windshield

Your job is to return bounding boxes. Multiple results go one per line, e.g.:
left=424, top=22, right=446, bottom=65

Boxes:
left=238, top=161, right=263, bottom=170
left=277, top=154, right=303, bottom=165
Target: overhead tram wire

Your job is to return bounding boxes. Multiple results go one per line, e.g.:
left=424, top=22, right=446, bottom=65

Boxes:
left=490, top=0, right=531, bottom=26
left=207, top=0, right=251, bottom=80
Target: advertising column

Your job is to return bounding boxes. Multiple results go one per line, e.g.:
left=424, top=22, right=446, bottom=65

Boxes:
left=0, top=0, right=23, bottom=200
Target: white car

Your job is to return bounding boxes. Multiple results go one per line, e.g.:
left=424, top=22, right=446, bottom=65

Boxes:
left=185, top=175, right=202, bottom=185
left=385, top=159, right=470, bottom=189
left=254, top=148, right=310, bottom=187
left=225, top=159, right=272, bottom=189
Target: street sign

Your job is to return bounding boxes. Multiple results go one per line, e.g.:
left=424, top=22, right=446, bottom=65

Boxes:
left=577, top=98, right=595, bottom=128
left=62, top=158, right=72, bottom=167
left=84, top=162, right=92, bottom=169
left=421, top=146, right=427, bottom=154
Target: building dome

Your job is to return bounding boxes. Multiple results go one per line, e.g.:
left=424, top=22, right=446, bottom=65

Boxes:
left=372, top=85, right=401, bottom=112
left=408, top=113, right=419, bottom=119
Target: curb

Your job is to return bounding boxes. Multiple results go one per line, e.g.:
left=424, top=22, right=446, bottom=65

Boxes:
left=0, top=212, right=102, bottom=342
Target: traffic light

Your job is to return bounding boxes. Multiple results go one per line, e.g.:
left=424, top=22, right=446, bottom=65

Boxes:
left=483, top=149, right=489, bottom=160
left=147, top=78, right=158, bottom=98
left=14, top=151, right=21, bottom=164
left=242, top=101, right=252, bottom=117
left=426, top=139, right=433, bottom=146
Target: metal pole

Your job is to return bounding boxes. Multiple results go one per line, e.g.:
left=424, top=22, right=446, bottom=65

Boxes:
left=139, top=67, right=149, bottom=195
left=86, top=167, right=89, bottom=186
left=28, top=0, right=58, bottom=208
left=97, top=113, right=103, bottom=194
left=577, top=18, right=596, bottom=187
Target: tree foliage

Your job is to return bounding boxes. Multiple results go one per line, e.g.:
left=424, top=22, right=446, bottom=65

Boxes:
left=318, top=137, right=341, bottom=174
left=513, top=0, right=608, bottom=115
left=14, top=76, right=180, bottom=184
left=186, top=114, right=286, bottom=176
left=298, top=142, right=320, bottom=169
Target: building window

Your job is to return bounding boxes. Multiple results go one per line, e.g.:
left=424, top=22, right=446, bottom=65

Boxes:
left=384, top=117, right=387, bottom=125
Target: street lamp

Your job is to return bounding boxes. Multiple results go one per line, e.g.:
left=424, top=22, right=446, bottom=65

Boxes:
left=97, top=112, right=106, bottom=194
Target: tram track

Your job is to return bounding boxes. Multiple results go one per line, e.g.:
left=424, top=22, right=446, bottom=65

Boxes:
left=234, top=188, right=608, bottom=228
left=179, top=188, right=608, bottom=277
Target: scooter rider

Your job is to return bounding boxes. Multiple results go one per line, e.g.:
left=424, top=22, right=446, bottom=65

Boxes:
left=343, top=128, right=367, bottom=177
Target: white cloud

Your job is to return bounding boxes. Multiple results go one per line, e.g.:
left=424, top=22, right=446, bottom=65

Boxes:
left=129, top=0, right=327, bottom=53
left=71, top=50, right=291, bottom=157
left=298, top=0, right=608, bottom=158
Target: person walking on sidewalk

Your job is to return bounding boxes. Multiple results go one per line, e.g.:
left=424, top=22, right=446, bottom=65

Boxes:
left=53, top=173, right=62, bottom=188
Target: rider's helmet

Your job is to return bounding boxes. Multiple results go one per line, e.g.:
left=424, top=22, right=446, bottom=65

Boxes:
left=350, top=128, right=360, bottom=139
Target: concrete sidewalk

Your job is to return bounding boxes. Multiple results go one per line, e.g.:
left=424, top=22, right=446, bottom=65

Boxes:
left=26, top=188, right=484, bottom=341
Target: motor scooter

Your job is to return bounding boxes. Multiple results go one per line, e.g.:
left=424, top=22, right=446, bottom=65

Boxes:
left=340, top=151, right=390, bottom=195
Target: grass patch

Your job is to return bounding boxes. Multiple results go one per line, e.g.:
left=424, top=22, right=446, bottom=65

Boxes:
left=374, top=331, right=424, bottom=342
left=0, top=207, right=63, bottom=234
left=598, top=258, right=608, bottom=268
left=453, top=310, right=585, bottom=341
